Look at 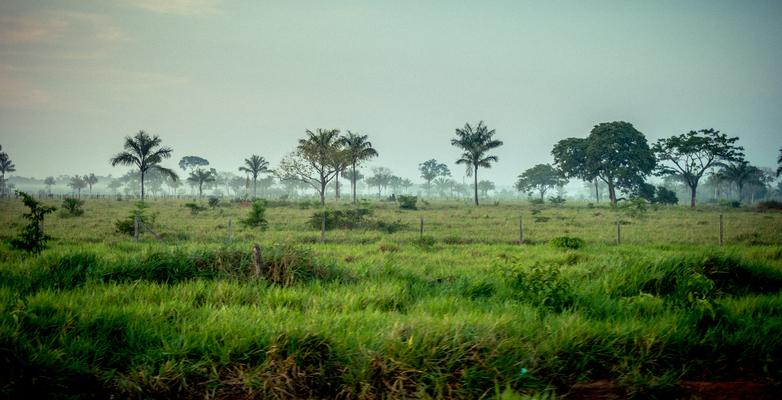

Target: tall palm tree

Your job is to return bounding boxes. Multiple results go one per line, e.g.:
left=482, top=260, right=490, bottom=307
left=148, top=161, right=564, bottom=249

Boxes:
left=450, top=121, right=503, bottom=205
left=238, top=155, right=270, bottom=198
left=187, top=168, right=216, bottom=199
left=339, top=131, right=378, bottom=204
left=717, top=161, right=758, bottom=201
left=84, top=173, right=98, bottom=195
left=0, top=145, right=16, bottom=196
left=109, top=131, right=178, bottom=201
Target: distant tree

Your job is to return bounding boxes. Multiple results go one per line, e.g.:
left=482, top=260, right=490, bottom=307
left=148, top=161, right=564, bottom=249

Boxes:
left=400, top=178, right=414, bottom=194
left=515, top=164, right=568, bottom=200
left=239, top=155, right=270, bottom=198
left=777, top=147, right=782, bottom=177
left=716, top=161, right=766, bottom=201
left=652, top=128, right=743, bottom=208
left=84, top=173, right=98, bottom=195
left=109, top=131, right=179, bottom=201
left=44, top=176, right=56, bottom=195
left=68, top=175, right=88, bottom=198
left=654, top=186, right=679, bottom=205
left=0, top=145, right=16, bottom=196
left=187, top=168, right=216, bottom=199
left=418, top=159, right=450, bottom=195
left=553, top=121, right=655, bottom=206
left=389, top=176, right=404, bottom=194
left=368, top=167, right=393, bottom=196
left=178, top=156, right=209, bottom=172
left=107, top=179, right=122, bottom=194
left=275, top=129, right=343, bottom=205
left=451, top=121, right=503, bottom=205
left=228, top=176, right=246, bottom=197
left=342, top=169, right=364, bottom=196
left=478, top=180, right=495, bottom=197
left=340, top=131, right=378, bottom=204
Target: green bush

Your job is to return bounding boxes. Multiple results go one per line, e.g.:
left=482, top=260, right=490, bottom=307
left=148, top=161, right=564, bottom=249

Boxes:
left=508, top=263, right=572, bottom=312
left=207, top=196, right=220, bottom=208
left=115, top=202, right=156, bottom=236
left=548, top=196, right=566, bottom=206
left=10, top=191, right=56, bottom=253
left=549, top=236, right=585, bottom=250
left=654, top=186, right=678, bottom=205
left=397, top=195, right=418, bottom=210
left=413, top=235, right=436, bottom=249
left=60, top=197, right=84, bottom=217
left=309, top=207, right=372, bottom=230
left=184, top=202, right=207, bottom=215
left=757, top=200, right=782, bottom=211
left=242, top=199, right=268, bottom=229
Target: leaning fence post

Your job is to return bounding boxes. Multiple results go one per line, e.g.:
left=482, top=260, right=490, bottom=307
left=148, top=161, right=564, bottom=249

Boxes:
left=419, top=217, right=424, bottom=239
left=519, top=215, right=524, bottom=244
left=615, top=220, right=621, bottom=245
left=227, top=217, right=233, bottom=243
left=719, top=214, right=724, bottom=246
left=252, top=244, right=263, bottom=277
left=134, top=215, right=140, bottom=242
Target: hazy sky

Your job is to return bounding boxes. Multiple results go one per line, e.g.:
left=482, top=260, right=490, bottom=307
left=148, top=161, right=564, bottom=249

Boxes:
left=1, top=0, right=781, bottom=185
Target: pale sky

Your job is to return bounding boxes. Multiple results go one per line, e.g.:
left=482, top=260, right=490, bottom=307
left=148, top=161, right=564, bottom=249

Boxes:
left=1, top=0, right=781, bottom=185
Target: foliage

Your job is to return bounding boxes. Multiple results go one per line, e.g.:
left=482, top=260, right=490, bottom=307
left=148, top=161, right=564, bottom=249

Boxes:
left=654, top=186, right=679, bottom=205
left=178, top=155, right=209, bottom=171
left=516, top=164, right=567, bottom=199
left=9, top=191, right=56, bottom=252
left=398, top=195, right=418, bottom=210
left=413, top=234, right=436, bottom=249
left=84, top=173, right=98, bottom=194
left=309, top=207, right=373, bottom=230
left=60, top=197, right=85, bottom=217
left=187, top=168, right=216, bottom=198
left=109, top=131, right=179, bottom=201
left=207, top=196, right=220, bottom=208
left=115, top=202, right=156, bottom=236
left=340, top=132, right=378, bottom=203
left=507, top=263, right=572, bottom=312
left=622, top=197, right=649, bottom=218
left=451, top=121, right=503, bottom=205
left=184, top=202, right=207, bottom=215
left=757, top=200, right=782, bottom=212
left=418, top=159, right=451, bottom=193
left=548, top=196, right=566, bottom=206
left=238, top=155, right=270, bottom=197
left=553, top=121, right=656, bottom=205
left=275, top=129, right=343, bottom=205
left=549, top=236, right=585, bottom=249
left=241, top=199, right=268, bottom=229
left=653, top=128, right=744, bottom=207
left=67, top=175, right=87, bottom=197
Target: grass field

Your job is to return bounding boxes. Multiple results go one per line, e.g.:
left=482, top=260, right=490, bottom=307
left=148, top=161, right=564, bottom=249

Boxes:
left=1, top=198, right=782, bottom=398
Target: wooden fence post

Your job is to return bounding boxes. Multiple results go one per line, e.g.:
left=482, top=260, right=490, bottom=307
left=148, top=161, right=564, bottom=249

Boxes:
left=519, top=215, right=524, bottom=244
left=134, top=215, right=139, bottom=242
left=719, top=214, right=724, bottom=246
left=320, top=211, right=326, bottom=243
left=227, top=217, right=233, bottom=243
left=419, top=217, right=424, bottom=239
left=252, top=244, right=263, bottom=277
left=615, top=220, right=621, bottom=245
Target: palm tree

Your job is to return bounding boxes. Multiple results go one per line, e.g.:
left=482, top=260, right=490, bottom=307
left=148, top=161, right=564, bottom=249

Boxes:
left=44, top=177, right=56, bottom=195
left=340, top=131, right=378, bottom=204
left=239, top=155, right=270, bottom=198
left=68, top=175, right=87, bottom=198
left=0, top=145, right=16, bottom=196
left=450, top=121, right=503, bottom=205
left=84, top=173, right=98, bottom=195
left=717, top=161, right=758, bottom=201
left=109, top=131, right=178, bottom=201
left=187, top=168, right=216, bottom=199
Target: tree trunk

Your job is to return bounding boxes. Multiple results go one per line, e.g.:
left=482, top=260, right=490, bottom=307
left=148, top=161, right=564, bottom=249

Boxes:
left=352, top=163, right=357, bottom=204
left=473, top=165, right=479, bottom=206
left=690, top=184, right=697, bottom=208
left=594, top=180, right=600, bottom=203
left=335, top=169, right=341, bottom=200
left=141, top=170, right=146, bottom=201
left=319, top=178, right=326, bottom=205
left=253, top=175, right=258, bottom=198
left=607, top=181, right=616, bottom=206
left=199, top=183, right=203, bottom=199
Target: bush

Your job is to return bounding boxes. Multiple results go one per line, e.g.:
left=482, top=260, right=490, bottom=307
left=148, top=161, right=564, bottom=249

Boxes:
left=115, top=203, right=156, bottom=236
left=654, top=186, right=678, bottom=205
left=508, top=263, right=572, bottom=312
left=529, top=197, right=545, bottom=205
left=719, top=200, right=741, bottom=208
left=413, top=235, right=436, bottom=249
left=10, top=191, right=56, bottom=253
left=548, top=196, right=566, bottom=206
left=397, top=195, right=418, bottom=210
left=374, top=219, right=406, bottom=234
left=550, top=236, right=585, bottom=250
left=207, top=196, right=220, bottom=208
left=757, top=200, right=782, bottom=211
left=242, top=199, right=268, bottom=229
left=184, top=202, right=207, bottom=215
left=60, top=197, right=84, bottom=217
left=309, top=207, right=372, bottom=230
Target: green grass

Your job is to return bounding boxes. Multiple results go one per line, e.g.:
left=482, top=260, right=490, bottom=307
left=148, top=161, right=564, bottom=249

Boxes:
left=1, top=198, right=781, bottom=398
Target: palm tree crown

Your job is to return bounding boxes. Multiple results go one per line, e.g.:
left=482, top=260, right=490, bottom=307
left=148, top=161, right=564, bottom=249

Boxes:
left=451, top=121, right=503, bottom=205
left=109, top=131, right=178, bottom=201
left=239, top=155, right=270, bottom=197
left=340, top=131, right=378, bottom=203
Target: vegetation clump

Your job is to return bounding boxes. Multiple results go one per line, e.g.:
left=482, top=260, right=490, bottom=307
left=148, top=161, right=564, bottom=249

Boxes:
left=60, top=197, right=84, bottom=217
left=757, top=200, right=782, bottom=212
left=549, top=236, right=585, bottom=250
left=508, top=263, right=572, bottom=312
left=10, top=191, right=56, bottom=253
left=184, top=202, right=207, bottom=215
left=241, top=199, right=268, bottom=229
left=115, top=202, right=156, bottom=236
left=397, top=195, right=418, bottom=210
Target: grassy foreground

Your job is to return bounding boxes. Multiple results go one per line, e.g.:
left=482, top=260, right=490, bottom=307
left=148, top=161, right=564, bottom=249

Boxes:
left=1, top=199, right=781, bottom=398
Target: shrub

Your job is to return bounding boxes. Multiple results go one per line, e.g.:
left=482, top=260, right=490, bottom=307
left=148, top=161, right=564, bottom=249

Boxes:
left=529, top=197, right=545, bottom=205
left=548, top=196, right=566, bottom=206
left=60, top=197, right=84, bottom=217
left=508, top=263, right=572, bottom=312
left=242, top=199, right=268, bottom=229
left=115, top=202, right=156, bottom=236
left=757, top=200, right=782, bottom=211
left=184, top=202, right=207, bottom=215
left=719, top=200, right=741, bottom=208
left=256, top=243, right=339, bottom=286
left=654, top=186, right=678, bottom=205
left=550, top=236, right=585, bottom=250
left=309, top=207, right=372, bottom=230
left=622, top=197, right=648, bottom=218
left=10, top=191, right=56, bottom=253
left=207, top=196, right=220, bottom=208
left=397, top=195, right=418, bottom=210
left=374, top=219, right=406, bottom=234
left=413, top=235, right=436, bottom=249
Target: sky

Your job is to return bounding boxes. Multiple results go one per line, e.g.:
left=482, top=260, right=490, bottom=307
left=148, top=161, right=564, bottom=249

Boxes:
left=1, top=0, right=781, bottom=186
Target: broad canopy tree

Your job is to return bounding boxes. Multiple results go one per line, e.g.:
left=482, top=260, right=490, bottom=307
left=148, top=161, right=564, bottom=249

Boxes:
left=68, top=175, right=87, bottom=198
left=515, top=164, right=568, bottom=200
left=451, top=121, right=503, bottom=206
left=275, top=129, right=343, bottom=205
left=553, top=121, right=655, bottom=206
left=418, top=159, right=450, bottom=195
left=178, top=156, right=209, bottom=172
left=109, top=131, right=179, bottom=201
left=652, top=128, right=743, bottom=208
